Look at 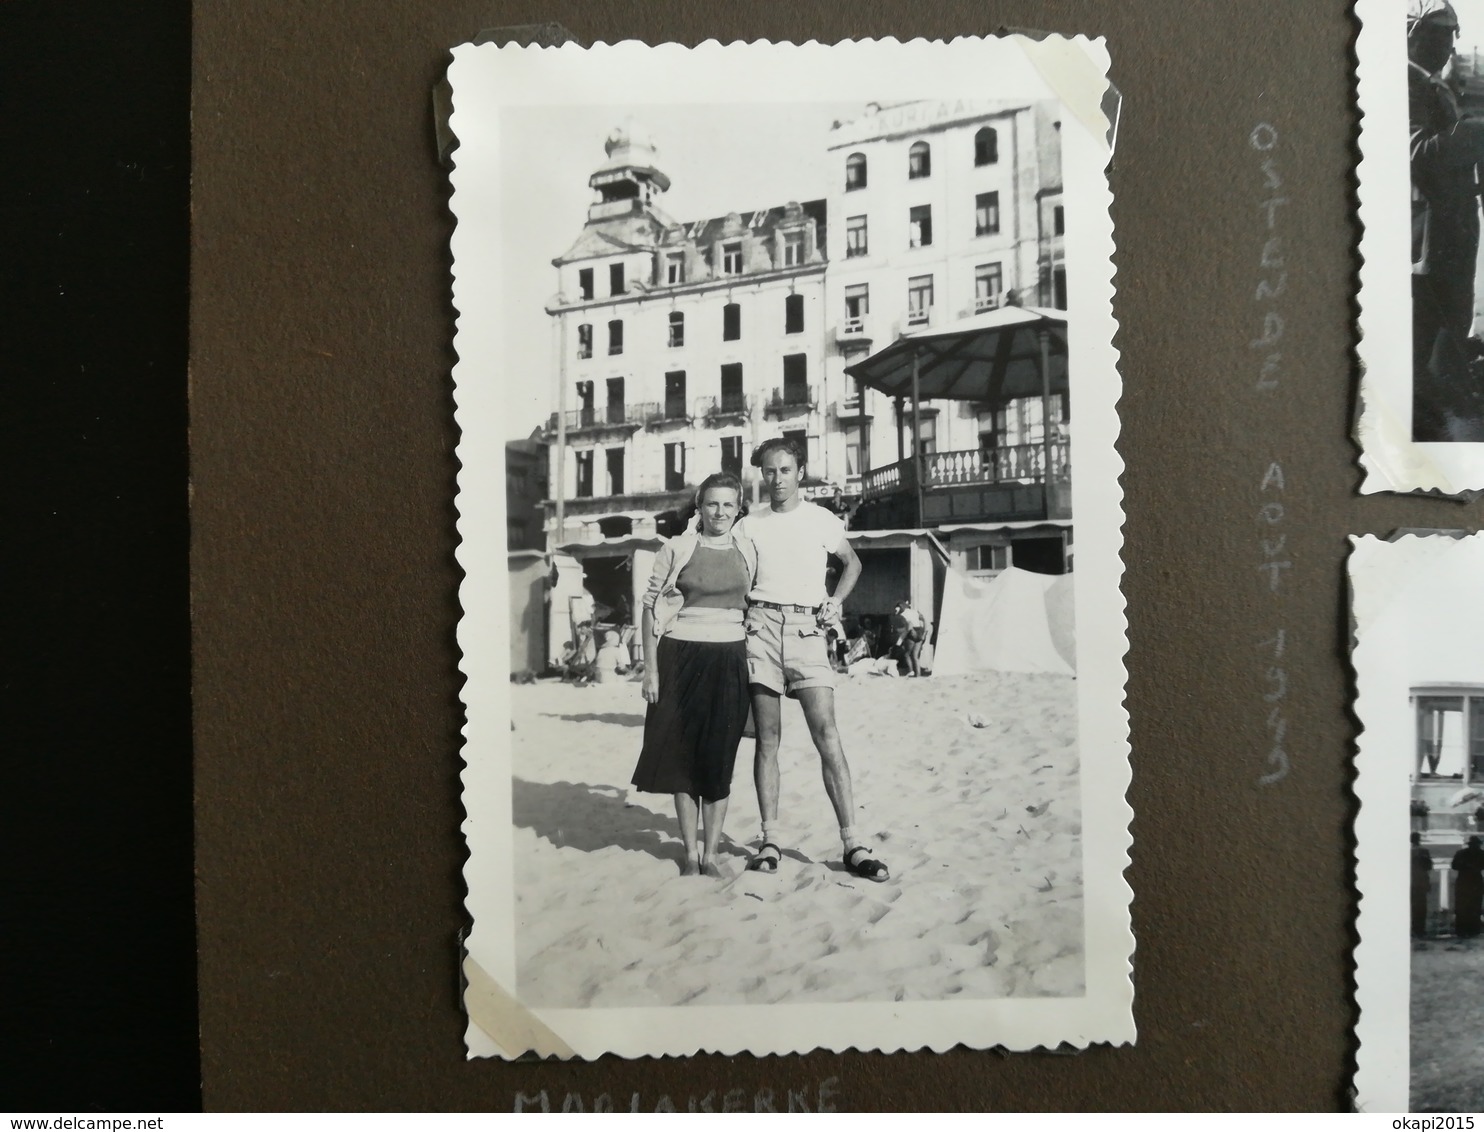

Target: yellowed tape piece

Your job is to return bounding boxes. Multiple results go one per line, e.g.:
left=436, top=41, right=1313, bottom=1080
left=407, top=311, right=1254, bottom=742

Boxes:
left=1016, top=36, right=1112, bottom=152
left=463, top=955, right=577, bottom=1059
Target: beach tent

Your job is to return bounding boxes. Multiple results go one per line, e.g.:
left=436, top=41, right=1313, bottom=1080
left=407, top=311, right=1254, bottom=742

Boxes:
left=931, top=565, right=1075, bottom=677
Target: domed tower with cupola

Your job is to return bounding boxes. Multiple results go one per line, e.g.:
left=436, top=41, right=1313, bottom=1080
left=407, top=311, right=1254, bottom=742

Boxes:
left=551, top=121, right=675, bottom=297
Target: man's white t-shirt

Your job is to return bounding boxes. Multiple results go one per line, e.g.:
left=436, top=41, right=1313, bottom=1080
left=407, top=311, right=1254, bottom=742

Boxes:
left=734, top=501, right=846, bottom=607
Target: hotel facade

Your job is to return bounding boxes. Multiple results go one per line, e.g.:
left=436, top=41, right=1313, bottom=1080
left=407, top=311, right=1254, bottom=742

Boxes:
left=534, top=104, right=1069, bottom=663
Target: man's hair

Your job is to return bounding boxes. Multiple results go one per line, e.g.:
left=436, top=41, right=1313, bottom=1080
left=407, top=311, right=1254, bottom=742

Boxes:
left=751, top=435, right=806, bottom=469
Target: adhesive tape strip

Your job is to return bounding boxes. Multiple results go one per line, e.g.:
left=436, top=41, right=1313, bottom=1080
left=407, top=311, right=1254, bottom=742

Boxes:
left=1015, top=35, right=1114, bottom=152
left=463, top=955, right=577, bottom=1059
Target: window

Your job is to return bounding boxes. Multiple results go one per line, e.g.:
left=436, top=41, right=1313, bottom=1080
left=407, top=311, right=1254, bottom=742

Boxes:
left=605, top=377, right=625, bottom=423
left=576, top=323, right=592, bottom=359
left=607, top=319, right=623, bottom=355
left=845, top=215, right=868, bottom=258
left=578, top=268, right=593, bottom=300
left=668, top=311, right=684, bottom=348
left=782, top=354, right=808, bottom=404
left=722, top=302, right=741, bottom=341
left=909, top=205, right=933, bottom=248
left=912, top=415, right=937, bottom=457
left=844, top=422, right=862, bottom=477
left=845, top=152, right=867, bottom=191
left=1052, top=266, right=1067, bottom=310
left=720, top=436, right=743, bottom=477
left=907, top=275, right=934, bottom=325
left=720, top=363, right=744, bottom=412
left=606, top=448, right=625, bottom=496
left=722, top=242, right=743, bottom=276
left=974, top=263, right=1004, bottom=312
left=782, top=231, right=805, bottom=266
left=609, top=262, right=625, bottom=295
left=974, top=127, right=999, bottom=166
left=664, top=442, right=686, bottom=491
left=908, top=140, right=931, bottom=179
left=975, top=191, right=1000, bottom=237
left=575, top=380, right=595, bottom=426
left=574, top=450, right=593, bottom=498
left=1053, top=205, right=1065, bottom=236
left=1415, top=694, right=1484, bottom=780
left=785, top=293, right=804, bottom=334
left=844, top=283, right=869, bottom=331
left=967, top=544, right=1010, bottom=573
left=666, top=251, right=685, bottom=284
left=664, top=371, right=687, bottom=419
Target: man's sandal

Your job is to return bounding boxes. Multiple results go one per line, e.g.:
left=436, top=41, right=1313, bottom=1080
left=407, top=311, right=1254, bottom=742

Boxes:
left=746, top=842, right=782, bottom=873
left=844, top=846, right=890, bottom=882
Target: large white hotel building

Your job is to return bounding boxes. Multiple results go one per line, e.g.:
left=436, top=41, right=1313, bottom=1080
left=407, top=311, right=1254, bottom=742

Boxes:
left=533, top=100, right=1068, bottom=651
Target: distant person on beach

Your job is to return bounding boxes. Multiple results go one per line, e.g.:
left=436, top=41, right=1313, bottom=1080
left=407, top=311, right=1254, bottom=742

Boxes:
left=892, top=599, right=928, bottom=678
left=632, top=473, right=757, bottom=878
left=1413, top=831, right=1435, bottom=937
left=1409, top=0, right=1484, bottom=439
left=733, top=437, right=891, bottom=883
left=1451, top=834, right=1484, bottom=938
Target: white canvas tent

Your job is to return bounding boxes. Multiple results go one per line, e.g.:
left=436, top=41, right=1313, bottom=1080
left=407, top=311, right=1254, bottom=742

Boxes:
left=931, top=565, right=1075, bottom=677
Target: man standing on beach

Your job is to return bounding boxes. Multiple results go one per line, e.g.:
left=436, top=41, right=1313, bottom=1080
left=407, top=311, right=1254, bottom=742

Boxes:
left=732, top=437, right=890, bottom=883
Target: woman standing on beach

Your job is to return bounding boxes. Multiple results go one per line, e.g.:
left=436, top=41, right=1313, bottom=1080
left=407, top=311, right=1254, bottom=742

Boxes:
left=632, top=473, right=757, bottom=877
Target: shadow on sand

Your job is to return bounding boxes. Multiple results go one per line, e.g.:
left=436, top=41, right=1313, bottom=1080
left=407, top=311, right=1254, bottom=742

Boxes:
left=540, top=712, right=646, bottom=728
left=513, top=777, right=680, bottom=862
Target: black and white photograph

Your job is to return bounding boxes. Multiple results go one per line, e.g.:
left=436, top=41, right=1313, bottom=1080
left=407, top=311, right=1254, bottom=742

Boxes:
left=1353, top=533, right=1484, bottom=1112
left=1358, top=0, right=1484, bottom=489
left=449, top=37, right=1131, bottom=1059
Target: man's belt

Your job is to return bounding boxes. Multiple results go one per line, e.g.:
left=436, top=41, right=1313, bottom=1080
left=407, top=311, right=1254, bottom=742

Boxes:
left=748, top=599, right=821, bottom=615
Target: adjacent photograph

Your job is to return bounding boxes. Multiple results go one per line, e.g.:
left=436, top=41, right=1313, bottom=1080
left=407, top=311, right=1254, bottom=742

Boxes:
left=1358, top=0, right=1484, bottom=491
left=449, top=37, right=1132, bottom=1060
left=1352, top=533, right=1484, bottom=1113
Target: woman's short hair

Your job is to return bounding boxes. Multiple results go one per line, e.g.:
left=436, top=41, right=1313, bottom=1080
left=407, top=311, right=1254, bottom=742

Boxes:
left=692, top=472, right=744, bottom=530
left=751, top=435, right=806, bottom=469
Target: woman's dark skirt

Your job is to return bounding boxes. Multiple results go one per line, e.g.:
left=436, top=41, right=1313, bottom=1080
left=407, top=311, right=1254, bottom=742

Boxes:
left=632, top=635, right=749, bottom=802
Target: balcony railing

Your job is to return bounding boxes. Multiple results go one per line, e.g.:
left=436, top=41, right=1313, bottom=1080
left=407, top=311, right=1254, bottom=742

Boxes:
left=836, top=316, right=873, bottom=348
left=545, top=403, right=650, bottom=434
left=906, top=305, right=933, bottom=327
left=646, top=399, right=693, bottom=426
left=861, top=441, right=1071, bottom=500
left=764, top=384, right=817, bottom=418
left=695, top=393, right=750, bottom=421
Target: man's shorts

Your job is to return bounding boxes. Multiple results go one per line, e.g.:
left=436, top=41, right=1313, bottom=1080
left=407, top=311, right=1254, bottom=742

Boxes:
left=743, top=605, right=835, bottom=698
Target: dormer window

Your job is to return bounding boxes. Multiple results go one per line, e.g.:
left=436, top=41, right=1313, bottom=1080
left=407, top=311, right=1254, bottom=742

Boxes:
left=974, top=127, right=999, bottom=166
left=845, top=153, right=867, bottom=191
left=578, top=268, right=594, bottom=301
left=909, top=141, right=931, bottom=179
left=782, top=231, right=805, bottom=266
left=722, top=242, right=743, bottom=276
left=665, top=252, right=685, bottom=285
left=609, top=262, right=625, bottom=295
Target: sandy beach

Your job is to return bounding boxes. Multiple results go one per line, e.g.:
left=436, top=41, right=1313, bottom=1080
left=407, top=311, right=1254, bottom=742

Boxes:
left=510, top=671, right=1083, bottom=1008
